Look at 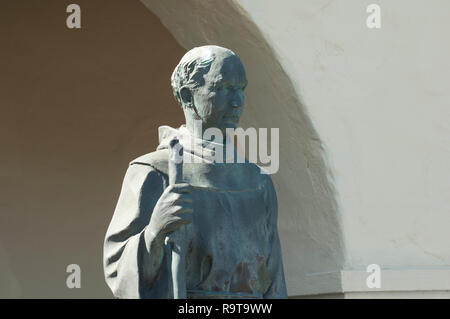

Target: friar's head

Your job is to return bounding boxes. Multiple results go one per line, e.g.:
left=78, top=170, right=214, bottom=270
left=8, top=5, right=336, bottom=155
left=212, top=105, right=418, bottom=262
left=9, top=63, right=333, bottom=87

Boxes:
left=171, top=45, right=247, bottom=136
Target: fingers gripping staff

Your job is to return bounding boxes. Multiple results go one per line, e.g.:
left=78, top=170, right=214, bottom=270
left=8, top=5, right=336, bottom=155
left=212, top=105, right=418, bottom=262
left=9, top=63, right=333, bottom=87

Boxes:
left=166, top=138, right=188, bottom=299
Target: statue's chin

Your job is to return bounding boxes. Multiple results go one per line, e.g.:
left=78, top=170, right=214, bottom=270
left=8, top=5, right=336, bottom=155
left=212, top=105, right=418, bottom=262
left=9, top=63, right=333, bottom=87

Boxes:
left=223, top=121, right=239, bottom=129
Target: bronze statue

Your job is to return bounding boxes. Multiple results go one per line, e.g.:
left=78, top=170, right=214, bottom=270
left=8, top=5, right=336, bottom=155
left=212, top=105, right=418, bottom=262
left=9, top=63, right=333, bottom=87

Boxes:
left=103, top=45, right=287, bottom=298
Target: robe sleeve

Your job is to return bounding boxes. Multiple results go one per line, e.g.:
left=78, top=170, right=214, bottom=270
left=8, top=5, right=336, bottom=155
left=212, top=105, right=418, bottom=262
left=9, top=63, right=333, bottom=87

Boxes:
left=263, top=176, right=288, bottom=298
left=103, top=163, right=172, bottom=298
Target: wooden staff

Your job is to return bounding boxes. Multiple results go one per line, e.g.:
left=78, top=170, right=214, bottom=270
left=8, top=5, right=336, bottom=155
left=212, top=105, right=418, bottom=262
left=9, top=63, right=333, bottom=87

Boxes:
left=166, top=137, right=187, bottom=299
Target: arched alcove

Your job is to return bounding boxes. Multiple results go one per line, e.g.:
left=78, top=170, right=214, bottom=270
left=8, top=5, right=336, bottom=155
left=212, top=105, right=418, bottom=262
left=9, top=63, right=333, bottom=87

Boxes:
left=140, top=0, right=345, bottom=296
left=3, top=0, right=449, bottom=299
left=0, top=0, right=346, bottom=298
left=0, top=0, right=185, bottom=297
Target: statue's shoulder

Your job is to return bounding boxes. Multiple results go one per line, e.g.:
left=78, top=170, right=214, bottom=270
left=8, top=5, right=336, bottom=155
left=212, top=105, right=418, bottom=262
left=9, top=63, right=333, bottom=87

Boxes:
left=245, top=162, right=274, bottom=182
left=129, top=149, right=169, bottom=176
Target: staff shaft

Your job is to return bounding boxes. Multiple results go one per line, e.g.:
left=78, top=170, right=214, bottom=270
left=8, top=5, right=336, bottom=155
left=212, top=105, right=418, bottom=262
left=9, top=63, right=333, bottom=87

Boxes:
left=167, top=138, right=187, bottom=299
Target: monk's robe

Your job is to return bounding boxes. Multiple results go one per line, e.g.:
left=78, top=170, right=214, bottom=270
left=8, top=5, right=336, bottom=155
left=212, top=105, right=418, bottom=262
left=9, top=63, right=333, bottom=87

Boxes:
left=103, top=126, right=287, bottom=298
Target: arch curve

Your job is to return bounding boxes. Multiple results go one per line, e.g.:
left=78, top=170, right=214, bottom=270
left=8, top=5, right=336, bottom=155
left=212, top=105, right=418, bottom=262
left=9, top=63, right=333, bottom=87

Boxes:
left=141, top=0, right=345, bottom=296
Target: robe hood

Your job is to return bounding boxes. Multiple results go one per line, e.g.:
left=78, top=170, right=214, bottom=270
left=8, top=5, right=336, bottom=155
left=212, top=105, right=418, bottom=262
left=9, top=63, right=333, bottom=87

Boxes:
left=156, top=125, right=238, bottom=164
left=130, top=125, right=267, bottom=190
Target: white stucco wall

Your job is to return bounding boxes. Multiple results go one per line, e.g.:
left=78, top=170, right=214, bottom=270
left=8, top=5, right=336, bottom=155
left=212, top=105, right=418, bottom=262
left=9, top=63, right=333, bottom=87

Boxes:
left=237, top=0, right=450, bottom=267
left=141, top=0, right=450, bottom=296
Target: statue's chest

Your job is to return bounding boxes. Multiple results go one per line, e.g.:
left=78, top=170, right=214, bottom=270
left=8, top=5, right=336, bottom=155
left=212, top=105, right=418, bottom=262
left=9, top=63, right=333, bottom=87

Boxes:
left=188, top=187, right=268, bottom=252
left=183, top=187, right=272, bottom=295
left=178, top=161, right=270, bottom=259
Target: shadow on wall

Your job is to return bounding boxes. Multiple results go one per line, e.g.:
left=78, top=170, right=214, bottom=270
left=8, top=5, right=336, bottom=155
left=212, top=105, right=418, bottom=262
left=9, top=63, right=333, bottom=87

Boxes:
left=141, top=0, right=345, bottom=295
left=0, top=0, right=185, bottom=298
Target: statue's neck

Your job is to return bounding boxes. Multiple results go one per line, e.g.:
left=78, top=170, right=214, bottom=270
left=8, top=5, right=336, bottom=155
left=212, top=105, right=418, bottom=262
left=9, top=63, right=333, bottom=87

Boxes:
left=184, top=122, right=227, bottom=143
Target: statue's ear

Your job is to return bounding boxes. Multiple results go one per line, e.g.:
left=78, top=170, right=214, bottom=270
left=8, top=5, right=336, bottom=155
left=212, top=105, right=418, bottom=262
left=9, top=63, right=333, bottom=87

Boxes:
left=179, top=86, right=194, bottom=108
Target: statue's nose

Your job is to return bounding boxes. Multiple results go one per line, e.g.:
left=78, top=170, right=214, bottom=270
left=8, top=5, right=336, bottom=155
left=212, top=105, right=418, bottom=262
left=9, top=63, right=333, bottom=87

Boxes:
left=231, top=92, right=243, bottom=108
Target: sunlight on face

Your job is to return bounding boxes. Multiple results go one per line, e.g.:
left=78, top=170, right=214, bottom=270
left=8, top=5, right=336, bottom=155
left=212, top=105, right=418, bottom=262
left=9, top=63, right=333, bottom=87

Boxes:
left=192, top=54, right=248, bottom=133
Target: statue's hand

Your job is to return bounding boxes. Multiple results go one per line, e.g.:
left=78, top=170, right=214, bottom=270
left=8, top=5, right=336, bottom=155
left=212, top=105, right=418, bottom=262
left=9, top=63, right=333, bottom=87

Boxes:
left=148, top=183, right=193, bottom=240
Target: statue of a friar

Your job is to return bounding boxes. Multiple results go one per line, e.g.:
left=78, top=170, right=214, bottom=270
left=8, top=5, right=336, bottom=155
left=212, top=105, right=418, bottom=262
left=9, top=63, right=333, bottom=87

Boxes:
left=103, top=45, right=287, bottom=299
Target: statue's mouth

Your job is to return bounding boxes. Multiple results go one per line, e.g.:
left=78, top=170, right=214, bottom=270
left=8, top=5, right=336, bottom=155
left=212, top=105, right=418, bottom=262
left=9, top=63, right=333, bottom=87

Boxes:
left=223, top=115, right=239, bottom=122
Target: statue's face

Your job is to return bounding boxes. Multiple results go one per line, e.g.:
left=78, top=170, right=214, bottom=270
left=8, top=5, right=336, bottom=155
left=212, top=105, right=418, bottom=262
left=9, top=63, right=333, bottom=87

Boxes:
left=186, top=54, right=247, bottom=133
